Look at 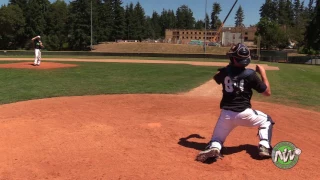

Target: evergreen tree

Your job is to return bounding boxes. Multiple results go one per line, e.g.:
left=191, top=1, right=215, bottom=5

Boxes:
left=151, top=11, right=161, bottom=39
left=195, top=20, right=204, bottom=30
left=8, top=0, right=27, bottom=12
left=124, top=2, right=134, bottom=40
left=285, top=0, right=294, bottom=26
left=277, top=0, right=288, bottom=25
left=260, top=0, right=277, bottom=21
left=235, top=5, right=244, bottom=27
left=111, top=0, right=125, bottom=41
left=306, top=0, right=316, bottom=21
left=68, top=0, right=91, bottom=50
left=145, top=16, right=155, bottom=39
left=305, top=0, right=320, bottom=51
left=205, top=13, right=210, bottom=29
left=0, top=4, right=25, bottom=49
left=159, top=9, right=176, bottom=37
left=293, top=0, right=301, bottom=25
left=167, top=10, right=176, bottom=29
left=24, top=0, right=50, bottom=48
left=210, top=2, right=222, bottom=29
left=176, top=5, right=195, bottom=29
left=45, top=0, right=68, bottom=50
left=307, top=0, right=315, bottom=16
left=132, top=2, right=146, bottom=41
left=99, top=0, right=113, bottom=41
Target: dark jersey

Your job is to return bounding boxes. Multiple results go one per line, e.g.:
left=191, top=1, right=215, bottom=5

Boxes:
left=34, top=39, right=42, bottom=49
left=213, top=65, right=267, bottom=112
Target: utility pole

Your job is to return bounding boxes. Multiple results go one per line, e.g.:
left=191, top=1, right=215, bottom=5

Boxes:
left=204, top=0, right=207, bottom=54
left=91, top=0, right=93, bottom=50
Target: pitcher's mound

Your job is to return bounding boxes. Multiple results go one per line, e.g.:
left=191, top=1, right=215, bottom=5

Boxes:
left=0, top=62, right=78, bottom=69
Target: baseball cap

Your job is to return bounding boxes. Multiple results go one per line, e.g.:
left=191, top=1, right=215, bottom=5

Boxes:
left=37, top=36, right=41, bottom=38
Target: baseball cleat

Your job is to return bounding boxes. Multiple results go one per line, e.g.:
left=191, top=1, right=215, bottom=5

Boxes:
left=196, top=147, right=220, bottom=162
left=258, top=145, right=271, bottom=158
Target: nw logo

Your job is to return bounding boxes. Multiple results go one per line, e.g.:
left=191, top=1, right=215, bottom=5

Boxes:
left=272, top=141, right=301, bottom=169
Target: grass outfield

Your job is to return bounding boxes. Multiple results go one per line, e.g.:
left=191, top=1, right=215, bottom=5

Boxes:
left=0, top=62, right=215, bottom=104
left=0, top=54, right=228, bottom=62
left=0, top=60, right=318, bottom=111
left=252, top=62, right=320, bottom=111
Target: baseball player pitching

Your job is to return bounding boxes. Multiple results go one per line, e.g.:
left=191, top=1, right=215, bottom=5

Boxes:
left=196, top=43, right=275, bottom=162
left=31, top=35, right=44, bottom=66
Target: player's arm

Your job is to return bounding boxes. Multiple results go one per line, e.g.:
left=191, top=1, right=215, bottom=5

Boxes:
left=31, top=36, right=38, bottom=41
left=213, top=67, right=224, bottom=84
left=255, top=65, right=271, bottom=96
left=31, top=36, right=40, bottom=41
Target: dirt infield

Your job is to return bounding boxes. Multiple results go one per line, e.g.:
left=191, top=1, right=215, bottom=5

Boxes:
left=0, top=62, right=78, bottom=69
left=2, top=58, right=317, bottom=179
left=0, top=94, right=319, bottom=179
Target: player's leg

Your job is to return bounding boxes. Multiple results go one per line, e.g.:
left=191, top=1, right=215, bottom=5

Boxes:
left=255, top=110, right=274, bottom=157
left=196, top=110, right=236, bottom=162
left=33, top=49, right=38, bottom=65
left=235, top=108, right=275, bottom=157
left=37, top=50, right=41, bottom=65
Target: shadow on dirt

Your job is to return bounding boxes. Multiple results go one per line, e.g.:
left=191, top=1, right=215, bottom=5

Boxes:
left=178, top=134, right=270, bottom=164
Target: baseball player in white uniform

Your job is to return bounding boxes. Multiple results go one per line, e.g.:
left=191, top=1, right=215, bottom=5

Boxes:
left=31, top=35, right=43, bottom=66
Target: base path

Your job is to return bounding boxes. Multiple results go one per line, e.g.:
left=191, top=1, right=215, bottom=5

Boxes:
left=0, top=58, right=280, bottom=70
left=0, top=95, right=319, bottom=180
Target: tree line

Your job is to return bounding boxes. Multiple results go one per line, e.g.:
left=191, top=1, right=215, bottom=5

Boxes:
left=0, top=0, right=318, bottom=53
left=0, top=0, right=244, bottom=50
left=256, top=0, right=318, bottom=53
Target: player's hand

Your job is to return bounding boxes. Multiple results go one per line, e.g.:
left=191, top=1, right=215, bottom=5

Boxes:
left=256, top=65, right=266, bottom=75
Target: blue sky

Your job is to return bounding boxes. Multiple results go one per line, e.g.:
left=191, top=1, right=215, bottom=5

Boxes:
left=0, top=0, right=312, bottom=27
left=122, top=0, right=265, bottom=26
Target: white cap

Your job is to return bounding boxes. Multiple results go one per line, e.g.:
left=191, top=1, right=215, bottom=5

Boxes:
left=37, top=36, right=41, bottom=39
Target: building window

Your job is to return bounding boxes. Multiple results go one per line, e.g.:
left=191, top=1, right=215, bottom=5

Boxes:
left=245, top=32, right=248, bottom=35
left=195, top=37, right=197, bottom=39
left=182, top=32, right=185, bottom=34
left=187, top=37, right=189, bottom=39
left=244, top=37, right=248, bottom=41
left=199, top=32, right=202, bottom=35
left=191, top=36, right=193, bottom=39
left=195, top=32, right=197, bottom=34
left=186, top=32, right=188, bottom=34
left=183, top=36, right=185, bottom=39
left=191, top=32, right=193, bottom=34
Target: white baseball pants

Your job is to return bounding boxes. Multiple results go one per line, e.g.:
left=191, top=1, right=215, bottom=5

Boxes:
left=34, top=49, right=41, bottom=65
left=210, top=108, right=274, bottom=150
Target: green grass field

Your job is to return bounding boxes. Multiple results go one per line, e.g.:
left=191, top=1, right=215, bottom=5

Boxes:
left=0, top=54, right=228, bottom=62
left=0, top=61, right=215, bottom=104
left=252, top=62, right=320, bottom=111
left=0, top=60, right=319, bottom=111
